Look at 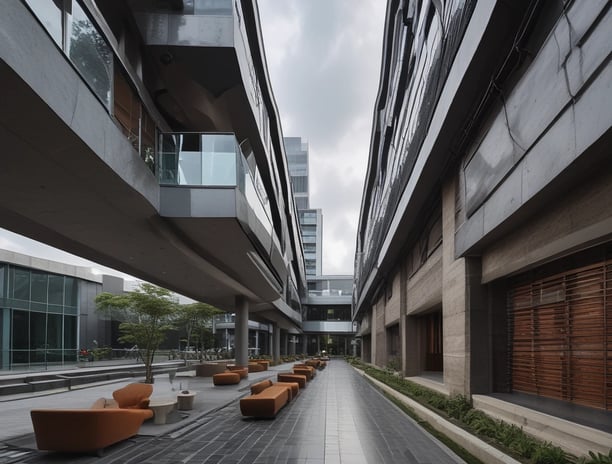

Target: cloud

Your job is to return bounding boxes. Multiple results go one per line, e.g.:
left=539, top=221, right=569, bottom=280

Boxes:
left=258, top=0, right=386, bottom=275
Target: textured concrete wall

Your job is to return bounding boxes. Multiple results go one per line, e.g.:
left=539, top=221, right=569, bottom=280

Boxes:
left=406, top=245, right=443, bottom=315
left=375, top=298, right=386, bottom=366
left=482, top=167, right=612, bottom=282
left=442, top=178, right=469, bottom=396
left=385, top=270, right=402, bottom=325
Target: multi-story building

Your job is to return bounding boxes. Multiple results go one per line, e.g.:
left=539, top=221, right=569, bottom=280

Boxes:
left=285, top=137, right=323, bottom=277
left=354, top=0, right=611, bottom=456
left=285, top=137, right=355, bottom=355
left=0, top=250, right=107, bottom=370
left=302, top=275, right=356, bottom=357
left=0, top=0, right=306, bottom=368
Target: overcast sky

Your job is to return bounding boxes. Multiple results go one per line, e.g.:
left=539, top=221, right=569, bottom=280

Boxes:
left=258, top=0, right=386, bottom=274
left=0, top=0, right=386, bottom=279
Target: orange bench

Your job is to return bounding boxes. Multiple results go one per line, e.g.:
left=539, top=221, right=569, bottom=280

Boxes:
left=250, top=379, right=300, bottom=400
left=240, top=385, right=291, bottom=418
left=226, top=365, right=249, bottom=379
left=30, top=383, right=153, bottom=455
left=213, top=372, right=241, bottom=385
left=277, top=373, right=307, bottom=388
left=293, top=366, right=315, bottom=380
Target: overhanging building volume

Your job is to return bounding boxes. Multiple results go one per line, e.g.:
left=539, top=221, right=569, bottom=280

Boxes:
left=0, top=0, right=307, bottom=368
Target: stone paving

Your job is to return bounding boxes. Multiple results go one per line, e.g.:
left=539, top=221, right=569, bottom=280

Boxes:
left=0, top=360, right=465, bottom=464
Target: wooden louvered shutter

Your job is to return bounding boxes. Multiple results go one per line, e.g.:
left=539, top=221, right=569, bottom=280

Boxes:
left=509, top=261, right=611, bottom=411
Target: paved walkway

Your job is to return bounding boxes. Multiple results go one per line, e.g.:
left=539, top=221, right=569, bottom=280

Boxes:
left=0, top=360, right=465, bottom=464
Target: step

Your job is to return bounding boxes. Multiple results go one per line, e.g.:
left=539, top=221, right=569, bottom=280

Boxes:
left=472, top=395, right=612, bottom=457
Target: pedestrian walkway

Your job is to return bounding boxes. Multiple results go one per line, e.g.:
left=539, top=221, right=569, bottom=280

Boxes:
left=0, top=360, right=466, bottom=463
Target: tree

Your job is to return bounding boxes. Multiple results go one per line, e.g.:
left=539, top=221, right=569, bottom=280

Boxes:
left=175, top=302, right=222, bottom=361
left=95, top=283, right=177, bottom=383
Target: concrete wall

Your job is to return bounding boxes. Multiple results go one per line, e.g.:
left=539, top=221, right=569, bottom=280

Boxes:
left=481, top=166, right=612, bottom=282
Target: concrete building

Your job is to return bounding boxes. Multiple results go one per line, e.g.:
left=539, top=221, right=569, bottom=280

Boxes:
left=354, top=0, right=611, bottom=455
left=285, top=137, right=355, bottom=355
left=285, top=137, right=323, bottom=277
left=0, top=249, right=124, bottom=370
left=0, top=0, right=306, bottom=368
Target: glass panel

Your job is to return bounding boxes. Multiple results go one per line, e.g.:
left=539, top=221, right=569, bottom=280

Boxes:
left=0, top=264, right=4, bottom=298
left=24, top=0, right=63, bottom=46
left=48, top=275, right=64, bottom=305
left=46, top=313, right=63, bottom=349
left=64, top=277, right=78, bottom=307
left=201, top=134, right=237, bottom=185
left=64, top=315, right=77, bottom=350
left=30, top=312, right=47, bottom=364
left=178, top=134, right=203, bottom=185
left=31, top=271, right=48, bottom=303
left=12, top=268, right=30, bottom=301
left=67, top=1, right=113, bottom=107
left=12, top=310, right=29, bottom=350
left=194, top=0, right=232, bottom=15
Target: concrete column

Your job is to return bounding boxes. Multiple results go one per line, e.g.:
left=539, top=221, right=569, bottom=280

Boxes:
left=255, top=330, right=259, bottom=356
left=283, top=332, right=288, bottom=355
left=442, top=177, right=469, bottom=396
left=234, top=296, right=249, bottom=368
left=302, top=334, right=308, bottom=355
left=273, top=324, right=280, bottom=363
left=2, top=309, right=10, bottom=369
left=289, top=335, right=296, bottom=355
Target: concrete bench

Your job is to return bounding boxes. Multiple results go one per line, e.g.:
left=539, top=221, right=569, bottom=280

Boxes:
left=239, top=385, right=291, bottom=418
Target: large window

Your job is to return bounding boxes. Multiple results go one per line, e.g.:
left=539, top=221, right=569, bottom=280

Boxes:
left=67, top=1, right=112, bottom=107
left=3, top=265, right=81, bottom=368
left=24, top=0, right=113, bottom=109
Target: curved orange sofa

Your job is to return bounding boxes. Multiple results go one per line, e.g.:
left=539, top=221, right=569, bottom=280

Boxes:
left=30, top=383, right=153, bottom=455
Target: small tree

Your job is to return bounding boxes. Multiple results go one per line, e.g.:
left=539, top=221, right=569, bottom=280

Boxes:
left=176, top=302, right=222, bottom=362
left=95, top=283, right=177, bottom=383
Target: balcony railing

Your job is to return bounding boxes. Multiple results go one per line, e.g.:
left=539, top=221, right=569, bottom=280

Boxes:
left=159, top=132, right=272, bottom=235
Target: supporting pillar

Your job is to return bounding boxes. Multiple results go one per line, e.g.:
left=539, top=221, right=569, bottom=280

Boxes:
left=273, top=324, right=280, bottom=364
left=283, top=332, right=289, bottom=356
left=234, top=296, right=249, bottom=368
left=302, top=334, right=308, bottom=355
left=255, top=330, right=259, bottom=357
left=289, top=334, right=296, bottom=355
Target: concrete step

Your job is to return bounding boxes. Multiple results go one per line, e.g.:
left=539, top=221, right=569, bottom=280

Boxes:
left=472, top=394, right=612, bottom=458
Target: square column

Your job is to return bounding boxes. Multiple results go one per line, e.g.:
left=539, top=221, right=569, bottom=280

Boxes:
left=234, top=296, right=249, bottom=367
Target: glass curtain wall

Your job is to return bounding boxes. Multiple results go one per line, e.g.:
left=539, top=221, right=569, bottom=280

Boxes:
left=0, top=264, right=79, bottom=370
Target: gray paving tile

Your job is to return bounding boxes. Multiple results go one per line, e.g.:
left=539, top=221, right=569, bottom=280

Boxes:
left=0, top=360, right=465, bottom=464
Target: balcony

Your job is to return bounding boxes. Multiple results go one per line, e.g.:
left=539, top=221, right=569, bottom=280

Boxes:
left=158, top=132, right=290, bottom=312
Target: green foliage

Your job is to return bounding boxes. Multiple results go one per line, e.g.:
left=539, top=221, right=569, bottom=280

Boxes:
left=175, top=302, right=222, bottom=361
left=95, top=283, right=177, bottom=383
left=577, top=450, right=612, bottom=464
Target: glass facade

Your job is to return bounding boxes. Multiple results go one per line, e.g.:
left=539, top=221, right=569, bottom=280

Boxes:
left=0, top=263, right=79, bottom=370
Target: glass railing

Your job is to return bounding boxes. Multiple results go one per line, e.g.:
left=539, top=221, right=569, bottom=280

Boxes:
left=159, top=132, right=272, bottom=235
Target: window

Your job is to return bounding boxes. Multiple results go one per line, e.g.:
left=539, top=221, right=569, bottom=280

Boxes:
left=67, top=1, right=113, bottom=107
left=31, top=271, right=48, bottom=303
left=12, top=268, right=30, bottom=301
